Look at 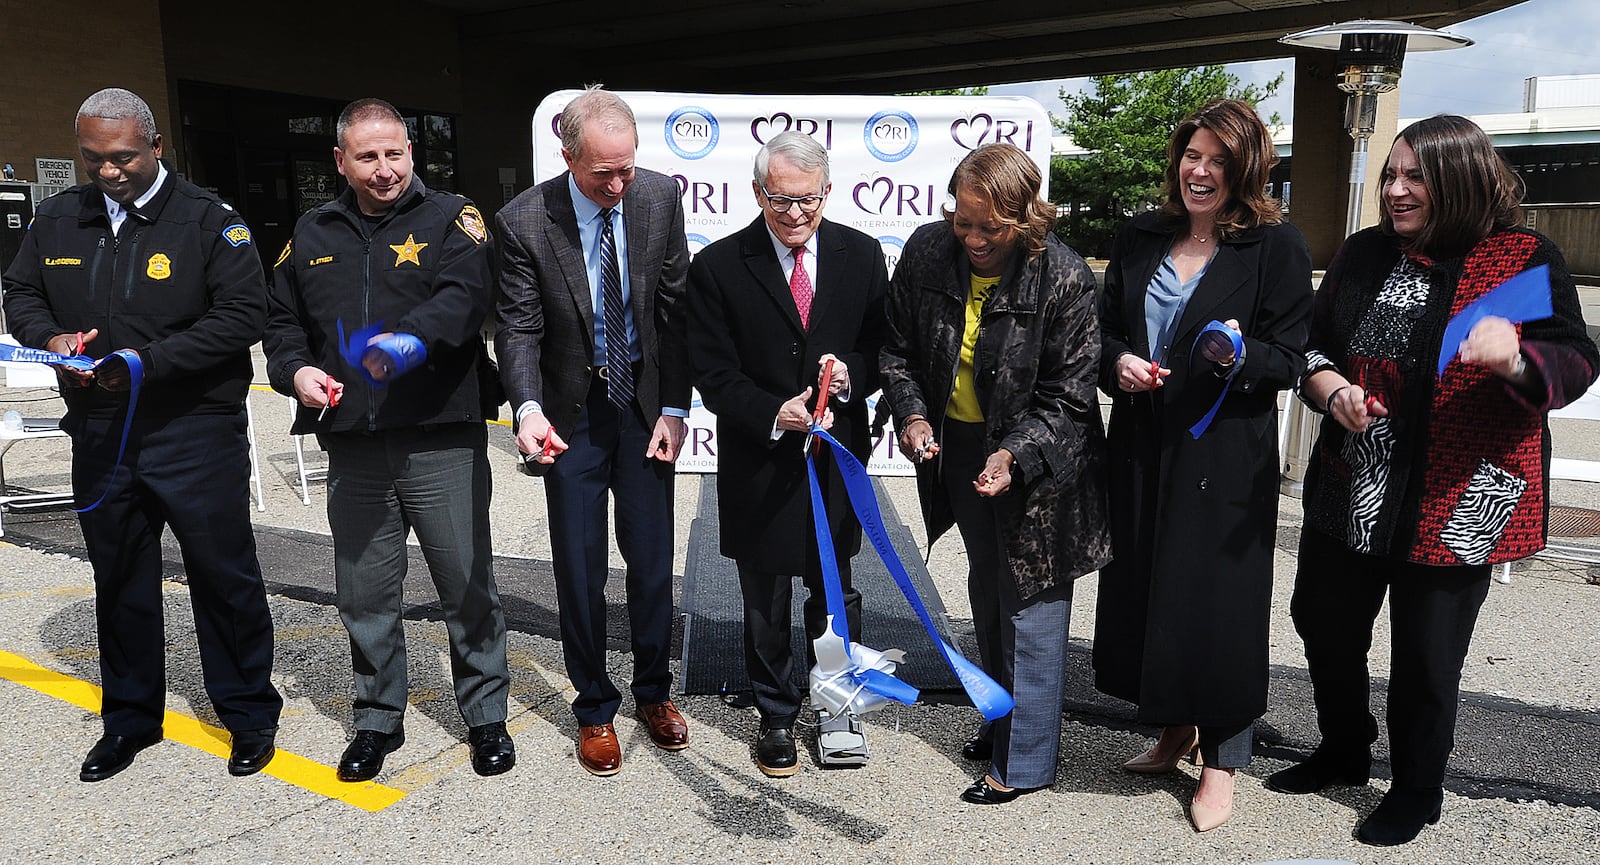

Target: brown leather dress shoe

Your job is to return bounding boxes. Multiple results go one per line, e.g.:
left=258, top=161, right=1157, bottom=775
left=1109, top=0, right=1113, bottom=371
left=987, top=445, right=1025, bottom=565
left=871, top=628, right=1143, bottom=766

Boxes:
left=577, top=723, right=622, bottom=776
left=637, top=701, right=690, bottom=751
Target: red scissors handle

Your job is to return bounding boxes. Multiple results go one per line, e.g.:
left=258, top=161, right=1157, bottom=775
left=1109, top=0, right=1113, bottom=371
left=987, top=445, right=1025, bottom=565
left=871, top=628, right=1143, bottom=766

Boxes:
left=1356, top=370, right=1384, bottom=414
left=806, top=359, right=835, bottom=455
left=813, top=359, right=835, bottom=425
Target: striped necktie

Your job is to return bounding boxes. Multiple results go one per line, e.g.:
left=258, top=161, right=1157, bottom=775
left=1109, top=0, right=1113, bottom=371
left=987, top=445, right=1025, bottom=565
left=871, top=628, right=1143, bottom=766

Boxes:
left=599, top=208, right=634, bottom=411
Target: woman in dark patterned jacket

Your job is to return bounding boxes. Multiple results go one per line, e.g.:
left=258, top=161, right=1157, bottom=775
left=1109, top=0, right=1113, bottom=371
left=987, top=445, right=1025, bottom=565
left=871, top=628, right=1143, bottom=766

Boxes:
left=1095, top=98, right=1312, bottom=833
left=880, top=143, right=1111, bottom=805
left=1268, top=115, right=1597, bottom=846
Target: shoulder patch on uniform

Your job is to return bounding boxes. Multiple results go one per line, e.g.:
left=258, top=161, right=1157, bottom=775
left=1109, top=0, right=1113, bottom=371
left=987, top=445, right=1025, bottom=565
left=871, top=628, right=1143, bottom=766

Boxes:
left=223, top=224, right=253, bottom=247
left=274, top=240, right=293, bottom=269
left=456, top=205, right=489, bottom=245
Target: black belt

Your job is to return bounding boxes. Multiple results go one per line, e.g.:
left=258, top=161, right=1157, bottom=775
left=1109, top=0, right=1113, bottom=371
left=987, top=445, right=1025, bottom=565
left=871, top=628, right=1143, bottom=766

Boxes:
left=592, top=362, right=641, bottom=381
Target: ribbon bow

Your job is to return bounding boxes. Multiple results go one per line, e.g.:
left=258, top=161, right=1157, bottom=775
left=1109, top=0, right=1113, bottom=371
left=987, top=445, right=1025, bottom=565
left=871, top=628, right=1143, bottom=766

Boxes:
left=1187, top=320, right=1245, bottom=439
left=336, top=319, right=427, bottom=386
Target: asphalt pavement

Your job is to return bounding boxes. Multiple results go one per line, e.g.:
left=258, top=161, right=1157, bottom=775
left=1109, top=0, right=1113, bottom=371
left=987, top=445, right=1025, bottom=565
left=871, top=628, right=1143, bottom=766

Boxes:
left=0, top=347, right=1595, bottom=865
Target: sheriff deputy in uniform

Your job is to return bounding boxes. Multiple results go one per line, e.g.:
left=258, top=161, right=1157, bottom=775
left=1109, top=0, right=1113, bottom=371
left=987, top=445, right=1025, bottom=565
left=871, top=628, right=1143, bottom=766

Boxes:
left=264, top=97, right=513, bottom=782
left=2, top=87, right=283, bottom=782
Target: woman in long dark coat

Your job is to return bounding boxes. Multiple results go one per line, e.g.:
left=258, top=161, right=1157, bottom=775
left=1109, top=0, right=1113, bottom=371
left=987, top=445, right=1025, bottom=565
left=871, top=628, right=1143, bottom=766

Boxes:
left=1094, top=99, right=1312, bottom=831
left=881, top=142, right=1111, bottom=805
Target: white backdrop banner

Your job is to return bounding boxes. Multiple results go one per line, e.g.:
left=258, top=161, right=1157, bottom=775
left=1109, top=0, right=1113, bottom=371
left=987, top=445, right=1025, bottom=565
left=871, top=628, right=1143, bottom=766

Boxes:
left=530, top=91, right=1052, bottom=475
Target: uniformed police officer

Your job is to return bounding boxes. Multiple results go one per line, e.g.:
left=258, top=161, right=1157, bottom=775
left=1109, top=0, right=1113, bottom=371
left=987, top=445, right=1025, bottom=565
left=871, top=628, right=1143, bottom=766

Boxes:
left=2, top=87, right=283, bottom=781
left=264, top=97, right=513, bottom=782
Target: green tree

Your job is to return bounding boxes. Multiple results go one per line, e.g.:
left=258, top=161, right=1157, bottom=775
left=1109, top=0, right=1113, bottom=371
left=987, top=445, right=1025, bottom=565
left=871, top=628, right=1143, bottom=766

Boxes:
left=899, top=85, right=991, bottom=97
left=1051, top=67, right=1281, bottom=258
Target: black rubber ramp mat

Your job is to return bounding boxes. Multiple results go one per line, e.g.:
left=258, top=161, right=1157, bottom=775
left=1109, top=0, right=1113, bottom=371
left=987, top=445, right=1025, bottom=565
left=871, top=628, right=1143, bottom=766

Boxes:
left=679, top=475, right=962, bottom=698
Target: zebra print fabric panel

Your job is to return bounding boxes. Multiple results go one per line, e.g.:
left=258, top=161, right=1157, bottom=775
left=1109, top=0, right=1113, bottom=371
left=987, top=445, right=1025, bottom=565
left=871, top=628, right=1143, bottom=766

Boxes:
left=1440, top=461, right=1529, bottom=565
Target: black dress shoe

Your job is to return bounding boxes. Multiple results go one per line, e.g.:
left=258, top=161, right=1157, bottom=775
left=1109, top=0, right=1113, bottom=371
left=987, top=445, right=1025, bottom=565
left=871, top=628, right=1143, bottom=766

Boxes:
left=961, top=732, right=993, bottom=762
left=1265, top=748, right=1371, bottom=794
left=80, top=730, right=163, bottom=782
left=468, top=721, right=516, bottom=777
left=960, top=775, right=1040, bottom=805
left=1357, top=787, right=1444, bottom=846
left=228, top=728, right=277, bottom=777
left=754, top=724, right=798, bottom=778
left=337, top=729, right=404, bottom=782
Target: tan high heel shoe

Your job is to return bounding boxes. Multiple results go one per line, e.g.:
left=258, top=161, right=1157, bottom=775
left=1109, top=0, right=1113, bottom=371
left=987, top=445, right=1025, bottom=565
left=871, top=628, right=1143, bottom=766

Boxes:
left=1122, top=726, right=1201, bottom=774
left=1190, top=766, right=1236, bottom=832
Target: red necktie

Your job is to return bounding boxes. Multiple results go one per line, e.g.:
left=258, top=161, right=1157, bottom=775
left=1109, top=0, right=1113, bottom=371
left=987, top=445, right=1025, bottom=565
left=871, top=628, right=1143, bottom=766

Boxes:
left=790, top=246, right=813, bottom=330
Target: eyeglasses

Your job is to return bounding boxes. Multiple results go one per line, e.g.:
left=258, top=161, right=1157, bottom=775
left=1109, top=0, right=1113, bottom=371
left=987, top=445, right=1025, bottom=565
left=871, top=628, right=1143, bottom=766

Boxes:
left=760, top=185, right=825, bottom=213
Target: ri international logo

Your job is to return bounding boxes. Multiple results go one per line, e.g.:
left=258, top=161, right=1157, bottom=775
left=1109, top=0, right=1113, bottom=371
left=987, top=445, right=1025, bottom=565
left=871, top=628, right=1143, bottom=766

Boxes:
left=877, top=235, right=905, bottom=277
left=863, top=110, right=919, bottom=163
left=665, top=106, right=720, bottom=160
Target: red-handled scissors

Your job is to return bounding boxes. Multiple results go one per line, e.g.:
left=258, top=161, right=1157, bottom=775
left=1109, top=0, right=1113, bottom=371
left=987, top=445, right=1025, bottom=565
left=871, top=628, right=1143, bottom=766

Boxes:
left=806, top=359, right=835, bottom=454
left=317, top=375, right=342, bottom=421
left=74, top=331, right=86, bottom=356
left=1357, top=370, right=1384, bottom=415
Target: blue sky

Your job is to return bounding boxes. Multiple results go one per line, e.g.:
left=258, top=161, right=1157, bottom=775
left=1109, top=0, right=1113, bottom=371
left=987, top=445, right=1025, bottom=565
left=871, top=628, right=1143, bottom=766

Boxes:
left=989, top=0, right=1600, bottom=125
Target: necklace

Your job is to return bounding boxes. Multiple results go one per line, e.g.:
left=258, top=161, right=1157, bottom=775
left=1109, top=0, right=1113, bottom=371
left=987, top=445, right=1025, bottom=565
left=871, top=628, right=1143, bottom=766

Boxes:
left=1191, top=232, right=1211, bottom=244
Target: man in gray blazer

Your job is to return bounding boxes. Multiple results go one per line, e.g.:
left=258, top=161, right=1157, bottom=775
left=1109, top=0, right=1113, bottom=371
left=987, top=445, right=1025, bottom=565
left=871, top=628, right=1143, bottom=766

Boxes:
left=494, top=86, right=691, bottom=777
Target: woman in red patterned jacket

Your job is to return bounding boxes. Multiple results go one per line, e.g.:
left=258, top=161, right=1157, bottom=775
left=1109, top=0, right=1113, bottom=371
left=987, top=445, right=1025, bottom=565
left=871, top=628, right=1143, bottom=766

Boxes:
left=1269, top=114, right=1598, bottom=846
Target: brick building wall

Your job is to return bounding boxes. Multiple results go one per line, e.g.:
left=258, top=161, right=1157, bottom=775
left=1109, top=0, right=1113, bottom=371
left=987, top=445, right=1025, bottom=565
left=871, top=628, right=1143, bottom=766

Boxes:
left=0, top=0, right=170, bottom=186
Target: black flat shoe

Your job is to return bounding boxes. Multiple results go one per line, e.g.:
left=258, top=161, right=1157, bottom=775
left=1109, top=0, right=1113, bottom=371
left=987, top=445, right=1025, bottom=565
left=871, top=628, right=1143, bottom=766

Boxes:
left=80, top=730, right=163, bottom=782
left=960, top=776, right=1039, bottom=805
left=1357, top=787, right=1443, bottom=846
left=1265, top=748, right=1371, bottom=795
left=228, top=728, right=277, bottom=776
left=468, top=721, right=516, bottom=777
left=754, top=724, right=798, bottom=777
left=337, top=728, right=404, bottom=782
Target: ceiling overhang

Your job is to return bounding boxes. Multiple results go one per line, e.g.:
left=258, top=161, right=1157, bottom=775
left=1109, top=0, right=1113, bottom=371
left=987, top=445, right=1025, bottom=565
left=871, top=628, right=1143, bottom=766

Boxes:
left=440, top=0, right=1522, bottom=92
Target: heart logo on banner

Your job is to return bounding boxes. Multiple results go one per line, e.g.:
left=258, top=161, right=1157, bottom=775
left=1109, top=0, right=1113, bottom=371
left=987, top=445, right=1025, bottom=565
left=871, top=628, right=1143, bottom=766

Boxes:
left=852, top=176, right=896, bottom=214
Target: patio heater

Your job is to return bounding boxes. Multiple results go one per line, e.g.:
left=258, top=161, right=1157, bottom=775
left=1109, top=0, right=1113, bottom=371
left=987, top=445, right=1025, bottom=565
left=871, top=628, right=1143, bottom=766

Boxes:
left=1273, top=19, right=1473, bottom=494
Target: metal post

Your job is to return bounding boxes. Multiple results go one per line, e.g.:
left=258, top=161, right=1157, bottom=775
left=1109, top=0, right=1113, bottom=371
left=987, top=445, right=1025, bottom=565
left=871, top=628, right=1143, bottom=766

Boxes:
left=1280, top=90, right=1377, bottom=496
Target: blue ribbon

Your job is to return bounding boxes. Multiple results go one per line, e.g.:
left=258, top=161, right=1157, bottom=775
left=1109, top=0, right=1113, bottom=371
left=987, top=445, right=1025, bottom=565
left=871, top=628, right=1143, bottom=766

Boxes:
left=1436, top=264, right=1553, bottom=376
left=72, top=349, right=144, bottom=513
left=0, top=344, right=145, bottom=513
left=0, top=342, right=98, bottom=371
left=807, top=425, right=1015, bottom=721
left=335, top=319, right=425, bottom=386
left=1187, top=320, right=1245, bottom=439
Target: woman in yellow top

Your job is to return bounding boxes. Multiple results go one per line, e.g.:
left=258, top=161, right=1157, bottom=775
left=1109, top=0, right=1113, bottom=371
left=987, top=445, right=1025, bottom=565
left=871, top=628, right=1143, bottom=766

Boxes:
left=880, top=143, right=1111, bottom=804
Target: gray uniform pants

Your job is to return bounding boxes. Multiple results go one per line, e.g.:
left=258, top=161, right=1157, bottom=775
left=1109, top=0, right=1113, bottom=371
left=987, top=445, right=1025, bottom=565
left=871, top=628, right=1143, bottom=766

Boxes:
left=322, top=422, right=509, bottom=733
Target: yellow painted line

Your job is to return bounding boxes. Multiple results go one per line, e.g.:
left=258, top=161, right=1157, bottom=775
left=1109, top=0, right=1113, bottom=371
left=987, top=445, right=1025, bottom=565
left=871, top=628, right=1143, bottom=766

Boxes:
left=247, top=384, right=511, bottom=425
left=0, top=648, right=404, bottom=812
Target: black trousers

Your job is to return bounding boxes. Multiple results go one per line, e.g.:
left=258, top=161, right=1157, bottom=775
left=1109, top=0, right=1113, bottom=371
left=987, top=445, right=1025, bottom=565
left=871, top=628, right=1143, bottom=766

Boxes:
left=544, top=374, right=675, bottom=726
left=736, top=549, right=861, bottom=727
left=69, top=411, right=282, bottom=737
left=1291, top=528, right=1491, bottom=790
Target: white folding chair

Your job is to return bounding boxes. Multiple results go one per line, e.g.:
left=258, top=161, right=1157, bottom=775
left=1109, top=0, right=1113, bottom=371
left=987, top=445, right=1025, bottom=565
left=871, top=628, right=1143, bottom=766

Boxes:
left=287, top=396, right=328, bottom=505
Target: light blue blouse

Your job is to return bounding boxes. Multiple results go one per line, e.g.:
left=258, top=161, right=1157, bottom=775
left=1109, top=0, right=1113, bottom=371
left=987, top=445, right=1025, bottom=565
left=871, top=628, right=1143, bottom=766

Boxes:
left=1144, top=255, right=1210, bottom=366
